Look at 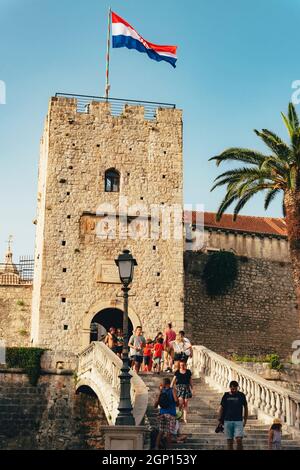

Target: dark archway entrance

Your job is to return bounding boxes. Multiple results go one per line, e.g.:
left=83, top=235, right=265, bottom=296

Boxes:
left=74, top=385, right=107, bottom=449
left=90, top=308, right=133, bottom=342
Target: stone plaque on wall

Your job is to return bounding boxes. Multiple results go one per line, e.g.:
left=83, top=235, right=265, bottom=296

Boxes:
left=96, top=261, right=121, bottom=284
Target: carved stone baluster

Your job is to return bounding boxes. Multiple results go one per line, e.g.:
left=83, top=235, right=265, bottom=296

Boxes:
left=280, top=395, right=286, bottom=423
left=246, top=378, right=251, bottom=405
left=255, top=384, right=262, bottom=410
left=261, top=387, right=266, bottom=414
left=225, top=367, right=230, bottom=389
left=270, top=391, right=276, bottom=417
left=295, top=401, right=300, bottom=430
left=275, top=393, right=281, bottom=419
left=250, top=380, right=255, bottom=407
left=285, top=396, right=291, bottom=426
left=212, top=360, right=217, bottom=384
left=215, top=362, right=220, bottom=385
left=264, top=388, right=271, bottom=414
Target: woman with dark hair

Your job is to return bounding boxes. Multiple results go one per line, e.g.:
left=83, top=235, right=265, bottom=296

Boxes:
left=171, top=360, right=193, bottom=424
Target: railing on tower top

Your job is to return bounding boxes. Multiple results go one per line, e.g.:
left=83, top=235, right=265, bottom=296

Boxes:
left=55, top=93, right=176, bottom=120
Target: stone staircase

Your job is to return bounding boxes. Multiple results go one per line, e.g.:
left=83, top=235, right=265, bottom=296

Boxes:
left=142, top=373, right=300, bottom=450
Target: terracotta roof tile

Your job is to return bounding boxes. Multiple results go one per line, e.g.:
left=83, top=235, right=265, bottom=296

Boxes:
left=185, top=211, right=287, bottom=237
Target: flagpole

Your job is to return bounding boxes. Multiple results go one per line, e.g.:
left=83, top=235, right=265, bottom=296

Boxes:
left=105, top=7, right=111, bottom=99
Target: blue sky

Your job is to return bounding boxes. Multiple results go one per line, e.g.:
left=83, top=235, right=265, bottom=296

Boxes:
left=1, top=0, right=300, bottom=259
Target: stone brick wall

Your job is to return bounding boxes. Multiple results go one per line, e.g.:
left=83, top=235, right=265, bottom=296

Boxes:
left=202, top=228, right=289, bottom=262
left=0, top=353, right=107, bottom=449
left=184, top=252, right=300, bottom=358
left=0, top=285, right=32, bottom=347
left=31, top=97, right=184, bottom=351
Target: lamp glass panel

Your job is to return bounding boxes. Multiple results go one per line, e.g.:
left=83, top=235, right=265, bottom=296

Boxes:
left=118, top=260, right=133, bottom=283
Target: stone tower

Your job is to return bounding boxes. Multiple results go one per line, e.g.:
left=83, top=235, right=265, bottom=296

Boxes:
left=30, top=96, right=184, bottom=352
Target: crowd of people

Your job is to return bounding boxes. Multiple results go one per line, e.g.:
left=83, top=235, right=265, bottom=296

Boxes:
left=103, top=323, right=282, bottom=450
left=103, top=322, right=194, bottom=443
left=104, top=323, right=193, bottom=375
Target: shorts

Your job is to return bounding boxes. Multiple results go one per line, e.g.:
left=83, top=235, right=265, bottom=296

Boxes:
left=111, top=347, right=119, bottom=354
left=153, top=356, right=162, bottom=365
left=144, top=356, right=151, bottom=366
left=116, top=346, right=123, bottom=355
left=176, top=384, right=192, bottom=399
left=174, top=353, right=188, bottom=362
left=158, top=414, right=176, bottom=434
left=224, top=421, right=244, bottom=440
left=133, top=355, right=143, bottom=364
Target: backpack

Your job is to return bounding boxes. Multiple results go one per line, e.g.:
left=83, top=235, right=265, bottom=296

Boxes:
left=158, top=389, right=172, bottom=409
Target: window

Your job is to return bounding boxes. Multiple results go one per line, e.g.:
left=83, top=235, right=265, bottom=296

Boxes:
left=105, top=169, right=120, bottom=192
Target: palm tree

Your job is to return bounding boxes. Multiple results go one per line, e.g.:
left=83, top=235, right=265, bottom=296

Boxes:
left=210, top=102, right=300, bottom=309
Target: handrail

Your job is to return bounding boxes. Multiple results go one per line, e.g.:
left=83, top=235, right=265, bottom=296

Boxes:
left=191, top=345, right=300, bottom=432
left=77, top=342, right=148, bottom=425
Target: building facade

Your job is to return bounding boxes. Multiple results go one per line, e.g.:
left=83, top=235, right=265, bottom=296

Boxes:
left=30, top=96, right=184, bottom=351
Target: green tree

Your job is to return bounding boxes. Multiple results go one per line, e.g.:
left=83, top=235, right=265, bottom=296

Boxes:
left=210, top=103, right=300, bottom=307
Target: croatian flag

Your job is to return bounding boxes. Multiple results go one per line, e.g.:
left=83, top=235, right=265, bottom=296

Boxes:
left=111, top=12, right=177, bottom=68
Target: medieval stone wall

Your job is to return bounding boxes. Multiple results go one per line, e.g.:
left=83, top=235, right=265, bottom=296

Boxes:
left=0, top=285, right=32, bottom=347
left=184, top=252, right=300, bottom=358
left=0, top=352, right=107, bottom=449
left=202, top=229, right=289, bottom=262
left=31, top=97, right=184, bottom=351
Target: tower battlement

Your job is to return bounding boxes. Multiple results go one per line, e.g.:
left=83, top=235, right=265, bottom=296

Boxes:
left=50, top=94, right=181, bottom=123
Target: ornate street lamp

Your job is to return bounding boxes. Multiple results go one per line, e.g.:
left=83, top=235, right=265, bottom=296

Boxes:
left=115, top=249, right=137, bottom=425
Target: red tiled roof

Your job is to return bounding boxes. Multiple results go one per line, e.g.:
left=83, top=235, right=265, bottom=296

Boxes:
left=185, top=211, right=287, bottom=237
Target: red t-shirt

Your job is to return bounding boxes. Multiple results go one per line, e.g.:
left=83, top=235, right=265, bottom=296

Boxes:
left=153, top=343, right=164, bottom=358
left=143, top=345, right=153, bottom=356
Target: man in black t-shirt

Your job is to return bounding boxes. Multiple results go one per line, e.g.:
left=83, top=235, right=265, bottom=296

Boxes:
left=218, top=380, right=248, bottom=450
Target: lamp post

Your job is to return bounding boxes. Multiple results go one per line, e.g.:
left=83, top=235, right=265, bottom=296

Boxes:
left=115, top=249, right=137, bottom=425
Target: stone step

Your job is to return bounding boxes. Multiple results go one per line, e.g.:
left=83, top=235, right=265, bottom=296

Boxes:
left=144, top=372, right=300, bottom=450
left=172, top=444, right=300, bottom=450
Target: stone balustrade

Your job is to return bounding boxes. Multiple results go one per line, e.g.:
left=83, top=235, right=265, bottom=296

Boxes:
left=191, top=345, right=300, bottom=433
left=77, top=341, right=148, bottom=426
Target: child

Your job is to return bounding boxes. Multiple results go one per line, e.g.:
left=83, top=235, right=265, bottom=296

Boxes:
left=268, top=418, right=282, bottom=450
left=153, top=337, right=164, bottom=374
left=143, top=339, right=153, bottom=372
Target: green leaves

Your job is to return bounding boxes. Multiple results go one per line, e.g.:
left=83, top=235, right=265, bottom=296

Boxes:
left=6, top=348, right=45, bottom=386
left=210, top=103, right=300, bottom=219
left=288, top=102, right=299, bottom=131
left=264, top=188, right=280, bottom=210
left=202, top=251, right=238, bottom=296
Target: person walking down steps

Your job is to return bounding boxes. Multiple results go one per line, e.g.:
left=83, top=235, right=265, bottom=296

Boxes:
left=171, top=360, right=193, bottom=424
left=218, top=380, right=248, bottom=450
left=154, top=377, right=179, bottom=450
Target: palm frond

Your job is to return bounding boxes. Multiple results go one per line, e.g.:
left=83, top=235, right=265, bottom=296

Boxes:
left=291, top=129, right=300, bottom=164
left=281, top=112, right=294, bottom=138
left=216, top=194, right=239, bottom=221
left=288, top=102, right=299, bottom=131
left=260, top=129, right=291, bottom=160
left=264, top=188, right=280, bottom=210
left=209, top=148, right=267, bottom=166
left=233, top=193, right=256, bottom=219
left=213, top=167, right=272, bottom=182
left=254, top=129, right=290, bottom=161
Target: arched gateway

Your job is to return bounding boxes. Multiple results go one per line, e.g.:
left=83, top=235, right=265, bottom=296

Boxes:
left=89, top=308, right=133, bottom=342
left=81, top=300, right=141, bottom=349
